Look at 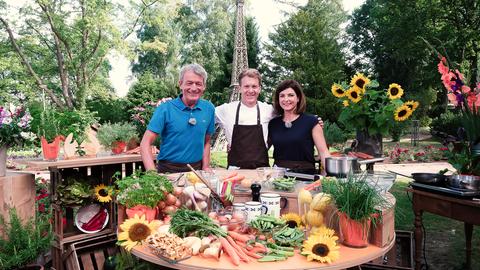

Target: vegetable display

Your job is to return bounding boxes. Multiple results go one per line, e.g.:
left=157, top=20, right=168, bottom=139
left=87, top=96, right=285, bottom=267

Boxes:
left=271, top=177, right=296, bottom=191
left=169, top=208, right=227, bottom=238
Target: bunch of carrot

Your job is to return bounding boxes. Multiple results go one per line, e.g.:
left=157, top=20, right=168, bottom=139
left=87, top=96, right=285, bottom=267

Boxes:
left=215, top=231, right=267, bottom=266
left=222, top=171, right=245, bottom=183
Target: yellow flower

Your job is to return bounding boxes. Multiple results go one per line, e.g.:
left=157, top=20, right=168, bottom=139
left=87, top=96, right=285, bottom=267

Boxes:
left=346, top=88, right=362, bottom=103
left=94, top=184, right=113, bottom=203
left=343, top=100, right=349, bottom=107
left=301, top=233, right=340, bottom=263
left=350, top=73, right=370, bottom=93
left=387, top=83, right=404, bottom=99
left=310, top=226, right=336, bottom=237
left=404, top=100, right=419, bottom=111
left=394, top=104, right=413, bottom=121
left=331, top=83, right=346, bottom=98
left=281, top=213, right=303, bottom=229
left=118, top=214, right=161, bottom=251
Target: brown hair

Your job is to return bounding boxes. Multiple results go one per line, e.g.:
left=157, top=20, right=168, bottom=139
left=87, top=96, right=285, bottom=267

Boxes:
left=273, top=79, right=306, bottom=114
left=238, top=68, right=262, bottom=86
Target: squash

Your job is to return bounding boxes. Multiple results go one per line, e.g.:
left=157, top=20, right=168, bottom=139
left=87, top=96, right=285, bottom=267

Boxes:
left=305, top=210, right=324, bottom=227
left=310, top=193, right=332, bottom=212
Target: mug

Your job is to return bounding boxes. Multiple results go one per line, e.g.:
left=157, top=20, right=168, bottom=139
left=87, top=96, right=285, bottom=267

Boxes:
left=232, top=203, right=245, bottom=215
left=260, top=193, right=281, bottom=218
left=244, top=201, right=262, bottom=222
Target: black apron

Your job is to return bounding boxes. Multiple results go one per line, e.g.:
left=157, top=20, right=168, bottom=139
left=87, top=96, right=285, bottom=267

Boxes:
left=157, top=160, right=202, bottom=174
left=227, top=103, right=269, bottom=169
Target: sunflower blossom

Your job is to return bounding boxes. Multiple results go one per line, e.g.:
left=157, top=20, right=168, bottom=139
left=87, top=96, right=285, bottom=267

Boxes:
left=387, top=83, right=404, bottom=99
left=118, top=214, right=161, bottom=251
left=281, top=213, right=304, bottom=229
left=331, top=83, right=346, bottom=98
left=301, top=233, right=340, bottom=263
left=350, top=73, right=370, bottom=93
left=394, top=105, right=413, bottom=121
left=94, top=184, right=113, bottom=203
left=346, top=88, right=362, bottom=103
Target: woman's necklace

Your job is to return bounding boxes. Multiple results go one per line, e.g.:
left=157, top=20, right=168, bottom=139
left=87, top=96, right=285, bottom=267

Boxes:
left=283, top=114, right=299, bottom=129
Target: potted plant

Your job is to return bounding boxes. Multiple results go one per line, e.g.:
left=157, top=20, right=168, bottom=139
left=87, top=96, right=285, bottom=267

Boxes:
left=0, top=208, right=53, bottom=269
left=97, top=122, right=138, bottom=154
left=322, top=173, right=388, bottom=248
left=115, top=170, right=174, bottom=221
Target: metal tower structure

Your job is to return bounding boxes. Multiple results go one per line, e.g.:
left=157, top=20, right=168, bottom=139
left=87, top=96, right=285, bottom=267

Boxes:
left=213, top=0, right=249, bottom=151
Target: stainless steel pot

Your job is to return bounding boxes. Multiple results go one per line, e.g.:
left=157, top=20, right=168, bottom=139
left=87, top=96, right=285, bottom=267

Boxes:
left=447, top=175, right=480, bottom=191
left=325, top=157, right=361, bottom=177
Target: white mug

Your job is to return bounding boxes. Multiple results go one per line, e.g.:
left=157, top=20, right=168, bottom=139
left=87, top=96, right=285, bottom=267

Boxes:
left=244, top=201, right=262, bottom=222
left=260, top=193, right=281, bottom=218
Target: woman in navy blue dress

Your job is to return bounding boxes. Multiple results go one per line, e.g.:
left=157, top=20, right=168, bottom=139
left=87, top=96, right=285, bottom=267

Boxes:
left=268, top=80, right=330, bottom=175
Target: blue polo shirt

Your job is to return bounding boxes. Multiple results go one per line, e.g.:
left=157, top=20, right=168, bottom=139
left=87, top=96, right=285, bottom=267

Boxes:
left=147, top=95, right=215, bottom=163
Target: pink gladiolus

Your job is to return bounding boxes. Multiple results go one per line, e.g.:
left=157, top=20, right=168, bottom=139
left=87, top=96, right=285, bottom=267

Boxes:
left=438, top=57, right=449, bottom=74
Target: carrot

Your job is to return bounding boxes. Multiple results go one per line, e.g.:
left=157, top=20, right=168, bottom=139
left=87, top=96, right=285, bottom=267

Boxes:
left=223, top=171, right=238, bottom=180
left=249, top=246, right=267, bottom=254
left=219, top=237, right=240, bottom=266
left=228, top=231, right=253, bottom=243
left=241, top=246, right=263, bottom=259
left=304, top=180, right=321, bottom=191
left=223, top=175, right=245, bottom=182
left=226, top=236, right=251, bottom=262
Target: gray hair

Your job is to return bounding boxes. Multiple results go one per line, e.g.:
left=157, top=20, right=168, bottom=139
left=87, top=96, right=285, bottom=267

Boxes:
left=179, top=63, right=208, bottom=85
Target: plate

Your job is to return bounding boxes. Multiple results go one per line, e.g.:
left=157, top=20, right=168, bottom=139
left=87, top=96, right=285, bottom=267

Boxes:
left=75, top=204, right=109, bottom=234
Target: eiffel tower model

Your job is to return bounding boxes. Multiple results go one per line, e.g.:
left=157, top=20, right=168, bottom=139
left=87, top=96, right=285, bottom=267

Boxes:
left=212, top=0, right=249, bottom=151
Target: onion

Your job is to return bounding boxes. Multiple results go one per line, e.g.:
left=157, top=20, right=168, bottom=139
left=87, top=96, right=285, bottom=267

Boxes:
left=173, top=187, right=183, bottom=196
left=175, top=199, right=182, bottom=207
left=165, top=193, right=177, bottom=205
left=157, top=201, right=166, bottom=209
left=164, top=205, right=176, bottom=213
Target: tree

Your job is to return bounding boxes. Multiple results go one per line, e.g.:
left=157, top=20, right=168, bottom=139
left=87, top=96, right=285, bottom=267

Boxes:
left=264, top=0, right=347, bottom=121
left=0, top=0, right=157, bottom=109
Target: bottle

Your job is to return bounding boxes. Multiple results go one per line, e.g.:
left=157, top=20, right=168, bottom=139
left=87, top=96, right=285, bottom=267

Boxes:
left=251, top=183, right=261, bottom=202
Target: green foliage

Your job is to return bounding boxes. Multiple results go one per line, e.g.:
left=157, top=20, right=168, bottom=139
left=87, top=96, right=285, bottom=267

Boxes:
left=86, top=97, right=130, bottom=124
left=263, top=0, right=347, bottom=114
left=461, top=104, right=480, bottom=145
left=55, top=178, right=92, bottom=206
left=0, top=208, right=53, bottom=269
left=322, top=173, right=388, bottom=222
left=96, top=122, right=138, bottom=148
left=55, top=110, right=97, bottom=144
left=445, top=142, right=480, bottom=175
left=169, top=208, right=227, bottom=238
left=389, top=121, right=408, bottom=142
left=322, top=120, right=348, bottom=146
left=430, top=110, right=463, bottom=137
left=126, top=72, right=175, bottom=111
left=115, top=170, right=173, bottom=208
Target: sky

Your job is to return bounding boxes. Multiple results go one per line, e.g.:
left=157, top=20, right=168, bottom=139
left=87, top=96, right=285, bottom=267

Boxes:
left=4, top=0, right=365, bottom=97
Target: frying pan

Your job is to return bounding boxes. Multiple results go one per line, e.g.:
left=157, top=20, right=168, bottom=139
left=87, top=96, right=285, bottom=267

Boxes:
left=388, top=170, right=447, bottom=185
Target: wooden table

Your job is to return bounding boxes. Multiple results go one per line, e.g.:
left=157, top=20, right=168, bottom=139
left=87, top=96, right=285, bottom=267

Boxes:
left=408, top=188, right=480, bottom=270
left=131, top=239, right=395, bottom=270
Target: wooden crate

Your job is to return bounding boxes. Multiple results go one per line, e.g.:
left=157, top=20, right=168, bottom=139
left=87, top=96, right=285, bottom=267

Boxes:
left=370, top=193, right=396, bottom=247
left=361, top=230, right=414, bottom=270
left=63, top=233, right=118, bottom=270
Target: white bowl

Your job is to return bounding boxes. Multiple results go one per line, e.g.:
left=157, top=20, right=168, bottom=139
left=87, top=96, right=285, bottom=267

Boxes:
left=75, top=204, right=109, bottom=234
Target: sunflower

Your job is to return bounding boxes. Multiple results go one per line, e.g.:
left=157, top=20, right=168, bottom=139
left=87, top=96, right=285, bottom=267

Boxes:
left=331, top=83, right=346, bottom=98
left=310, top=226, right=336, bottom=237
left=281, top=213, right=303, bottom=229
left=346, top=88, right=362, bottom=103
left=301, top=233, right=340, bottom=263
left=394, top=104, right=413, bottom=121
left=343, top=100, right=349, bottom=107
left=94, top=184, right=113, bottom=203
left=404, top=100, right=419, bottom=111
left=387, top=83, right=404, bottom=99
left=350, top=73, right=370, bottom=92
left=118, top=214, right=161, bottom=251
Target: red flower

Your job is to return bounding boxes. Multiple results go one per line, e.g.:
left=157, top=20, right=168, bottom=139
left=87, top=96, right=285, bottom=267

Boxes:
left=439, top=147, right=449, bottom=151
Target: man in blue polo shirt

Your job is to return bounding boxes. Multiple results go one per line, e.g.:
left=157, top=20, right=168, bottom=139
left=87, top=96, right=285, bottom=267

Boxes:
left=140, top=64, right=215, bottom=173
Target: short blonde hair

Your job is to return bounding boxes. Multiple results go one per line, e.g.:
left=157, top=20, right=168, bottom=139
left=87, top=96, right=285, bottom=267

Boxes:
left=238, top=68, right=262, bottom=86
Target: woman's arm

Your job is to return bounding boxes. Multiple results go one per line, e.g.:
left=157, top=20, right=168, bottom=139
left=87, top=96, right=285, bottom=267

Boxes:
left=312, top=124, right=331, bottom=175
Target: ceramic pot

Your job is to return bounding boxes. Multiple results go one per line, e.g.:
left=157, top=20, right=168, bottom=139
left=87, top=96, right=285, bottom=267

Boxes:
left=111, top=141, right=126, bottom=155
left=354, top=130, right=383, bottom=158
left=126, top=205, right=157, bottom=221
left=0, top=145, right=7, bottom=177
left=339, top=212, right=371, bottom=248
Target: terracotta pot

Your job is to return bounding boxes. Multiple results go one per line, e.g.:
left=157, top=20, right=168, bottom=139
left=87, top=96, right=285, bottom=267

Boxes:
left=111, top=141, right=126, bottom=155
left=125, top=205, right=157, bottom=221
left=339, top=212, right=371, bottom=248
left=41, top=136, right=63, bottom=161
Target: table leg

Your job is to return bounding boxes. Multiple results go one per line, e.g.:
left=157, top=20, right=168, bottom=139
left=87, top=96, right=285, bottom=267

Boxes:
left=464, top=223, right=473, bottom=270
left=413, top=195, right=423, bottom=270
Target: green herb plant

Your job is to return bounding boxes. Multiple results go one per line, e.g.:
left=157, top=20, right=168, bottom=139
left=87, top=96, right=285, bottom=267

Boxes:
left=322, top=173, right=389, bottom=222
left=0, top=208, right=53, bottom=269
left=169, top=208, right=227, bottom=238
left=97, top=122, right=138, bottom=148
left=115, top=170, right=173, bottom=209
left=54, top=178, right=92, bottom=205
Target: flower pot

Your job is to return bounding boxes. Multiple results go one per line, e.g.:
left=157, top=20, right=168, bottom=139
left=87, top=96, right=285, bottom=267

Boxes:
left=0, top=145, right=7, bottom=177
left=125, top=205, right=157, bottom=221
left=111, top=141, right=126, bottom=155
left=41, top=136, right=62, bottom=161
left=354, top=130, right=383, bottom=158
left=339, top=212, right=371, bottom=248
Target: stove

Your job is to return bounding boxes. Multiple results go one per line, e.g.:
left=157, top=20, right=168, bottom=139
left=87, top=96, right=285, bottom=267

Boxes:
left=410, top=182, right=480, bottom=198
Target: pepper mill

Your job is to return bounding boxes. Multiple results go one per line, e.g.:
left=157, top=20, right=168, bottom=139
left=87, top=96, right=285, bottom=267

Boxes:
left=251, top=183, right=261, bottom=202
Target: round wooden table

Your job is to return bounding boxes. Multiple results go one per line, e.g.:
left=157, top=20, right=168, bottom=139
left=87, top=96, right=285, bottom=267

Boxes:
left=131, top=237, right=395, bottom=270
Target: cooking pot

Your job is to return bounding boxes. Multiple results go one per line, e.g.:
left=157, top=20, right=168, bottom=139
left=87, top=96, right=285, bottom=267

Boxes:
left=325, top=157, right=365, bottom=177
left=447, top=175, right=480, bottom=191
left=389, top=171, right=446, bottom=185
